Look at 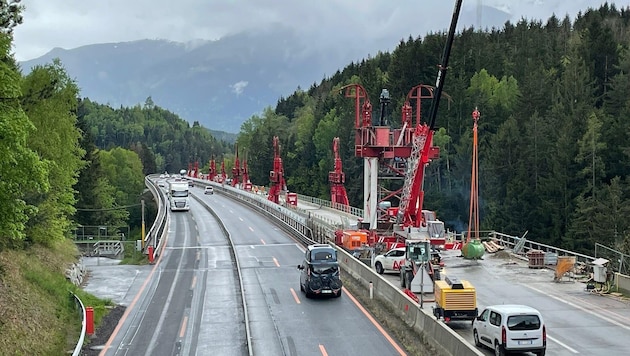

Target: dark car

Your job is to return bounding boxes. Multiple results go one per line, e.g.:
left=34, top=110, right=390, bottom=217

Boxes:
left=297, top=244, right=342, bottom=298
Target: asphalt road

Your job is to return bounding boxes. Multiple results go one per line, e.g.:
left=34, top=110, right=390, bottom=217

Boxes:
left=100, top=185, right=407, bottom=356
left=198, top=189, right=407, bottom=356
left=377, top=250, right=630, bottom=356
left=103, top=196, right=247, bottom=356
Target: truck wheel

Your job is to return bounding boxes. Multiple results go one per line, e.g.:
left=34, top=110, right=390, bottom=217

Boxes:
left=375, top=262, right=384, bottom=274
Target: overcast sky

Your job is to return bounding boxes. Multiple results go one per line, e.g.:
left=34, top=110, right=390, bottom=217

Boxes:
left=13, top=0, right=620, bottom=62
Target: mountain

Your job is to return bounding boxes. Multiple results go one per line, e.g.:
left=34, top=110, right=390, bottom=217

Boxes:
left=18, top=7, right=508, bottom=133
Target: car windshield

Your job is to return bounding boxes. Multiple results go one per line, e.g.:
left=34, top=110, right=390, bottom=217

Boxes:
left=312, top=250, right=337, bottom=262
left=507, top=315, right=541, bottom=330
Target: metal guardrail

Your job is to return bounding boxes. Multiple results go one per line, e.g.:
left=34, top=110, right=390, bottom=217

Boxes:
left=490, top=231, right=596, bottom=265
left=71, top=292, right=87, bottom=356
left=144, top=175, right=168, bottom=260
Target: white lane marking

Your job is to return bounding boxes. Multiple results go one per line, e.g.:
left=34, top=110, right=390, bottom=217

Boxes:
left=525, top=284, right=630, bottom=331
left=547, top=335, right=579, bottom=354
left=249, top=226, right=254, bottom=232
left=239, top=217, right=244, bottom=221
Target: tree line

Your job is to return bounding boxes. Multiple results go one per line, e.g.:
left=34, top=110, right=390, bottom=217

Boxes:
left=0, top=9, right=232, bottom=249
left=236, top=4, right=630, bottom=256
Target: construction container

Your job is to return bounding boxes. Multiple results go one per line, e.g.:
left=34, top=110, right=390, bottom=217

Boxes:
left=544, top=252, right=558, bottom=265
left=527, top=250, right=545, bottom=268
left=554, top=256, right=576, bottom=281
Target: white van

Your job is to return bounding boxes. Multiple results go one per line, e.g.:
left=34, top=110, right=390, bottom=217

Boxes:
left=472, top=304, right=546, bottom=356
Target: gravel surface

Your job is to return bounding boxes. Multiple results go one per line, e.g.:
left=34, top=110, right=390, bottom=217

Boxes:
left=81, top=305, right=126, bottom=356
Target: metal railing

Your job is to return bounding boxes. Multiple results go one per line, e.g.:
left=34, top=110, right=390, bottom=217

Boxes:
left=490, top=231, right=596, bottom=265
left=596, top=243, right=630, bottom=274
left=92, top=240, right=124, bottom=257
left=71, top=292, right=87, bottom=356
left=144, top=175, right=168, bottom=260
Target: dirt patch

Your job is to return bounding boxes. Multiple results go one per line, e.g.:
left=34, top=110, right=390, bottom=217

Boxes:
left=341, top=275, right=437, bottom=356
left=491, top=250, right=513, bottom=259
left=81, top=305, right=126, bottom=356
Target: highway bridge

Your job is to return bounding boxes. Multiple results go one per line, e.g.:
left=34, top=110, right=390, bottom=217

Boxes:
left=93, top=176, right=630, bottom=356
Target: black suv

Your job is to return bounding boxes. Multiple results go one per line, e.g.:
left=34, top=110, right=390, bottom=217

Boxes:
left=297, top=244, right=342, bottom=298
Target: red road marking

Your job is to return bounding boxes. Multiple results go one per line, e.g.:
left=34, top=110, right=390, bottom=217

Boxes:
left=342, top=287, right=407, bottom=356
left=99, top=229, right=171, bottom=355
left=290, top=288, right=301, bottom=304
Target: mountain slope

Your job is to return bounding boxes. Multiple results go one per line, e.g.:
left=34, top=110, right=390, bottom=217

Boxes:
left=18, top=7, right=508, bottom=133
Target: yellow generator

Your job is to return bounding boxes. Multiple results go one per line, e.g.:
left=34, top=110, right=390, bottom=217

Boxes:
left=433, top=276, right=477, bottom=322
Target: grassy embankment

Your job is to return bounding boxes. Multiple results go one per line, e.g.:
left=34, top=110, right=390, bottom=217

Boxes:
left=0, top=239, right=113, bottom=355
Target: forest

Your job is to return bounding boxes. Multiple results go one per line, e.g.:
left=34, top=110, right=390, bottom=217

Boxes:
left=236, top=4, right=630, bottom=256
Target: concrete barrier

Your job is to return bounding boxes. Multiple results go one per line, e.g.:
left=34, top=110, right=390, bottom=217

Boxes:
left=615, top=273, right=630, bottom=294
left=337, top=247, right=484, bottom=356
left=187, top=177, right=483, bottom=355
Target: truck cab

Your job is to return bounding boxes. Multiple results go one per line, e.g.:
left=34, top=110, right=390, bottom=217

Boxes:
left=168, top=181, right=190, bottom=211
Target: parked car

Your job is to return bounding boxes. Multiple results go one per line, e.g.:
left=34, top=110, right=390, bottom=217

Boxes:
left=297, top=244, right=342, bottom=298
left=204, top=186, right=214, bottom=195
left=472, top=304, right=546, bottom=356
left=373, top=247, right=406, bottom=274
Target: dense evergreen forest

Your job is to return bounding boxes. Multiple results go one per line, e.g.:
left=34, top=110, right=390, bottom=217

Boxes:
left=237, top=4, right=630, bottom=255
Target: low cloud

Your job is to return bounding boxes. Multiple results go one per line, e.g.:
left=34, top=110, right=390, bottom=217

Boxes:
left=230, top=80, right=248, bottom=96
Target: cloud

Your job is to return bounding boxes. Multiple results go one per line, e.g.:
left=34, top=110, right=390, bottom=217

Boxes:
left=13, top=0, right=613, bottom=61
left=231, top=80, right=248, bottom=96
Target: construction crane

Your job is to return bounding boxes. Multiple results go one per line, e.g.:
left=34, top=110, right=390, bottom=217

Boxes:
left=268, top=136, right=287, bottom=204
left=242, top=152, right=253, bottom=191
left=208, top=155, right=217, bottom=181
left=231, top=145, right=242, bottom=187
left=220, top=160, right=227, bottom=183
left=461, top=108, right=485, bottom=259
left=398, top=0, right=465, bottom=296
left=329, top=137, right=350, bottom=208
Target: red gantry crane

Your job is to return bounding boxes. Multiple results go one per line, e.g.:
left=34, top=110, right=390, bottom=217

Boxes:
left=329, top=137, right=350, bottom=208
left=268, top=136, right=286, bottom=204
left=231, top=145, right=242, bottom=187
left=220, top=160, right=227, bottom=183
left=208, top=155, right=217, bottom=181
left=242, top=152, right=253, bottom=191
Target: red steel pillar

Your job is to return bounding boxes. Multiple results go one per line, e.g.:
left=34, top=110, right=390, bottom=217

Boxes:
left=86, top=307, right=94, bottom=335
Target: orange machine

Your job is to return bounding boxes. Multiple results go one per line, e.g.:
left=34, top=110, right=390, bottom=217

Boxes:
left=338, top=230, right=368, bottom=251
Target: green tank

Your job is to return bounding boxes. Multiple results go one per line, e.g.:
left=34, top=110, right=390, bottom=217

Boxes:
left=461, top=239, right=485, bottom=260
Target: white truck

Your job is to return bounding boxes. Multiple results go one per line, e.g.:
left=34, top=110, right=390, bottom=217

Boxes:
left=168, top=180, right=190, bottom=211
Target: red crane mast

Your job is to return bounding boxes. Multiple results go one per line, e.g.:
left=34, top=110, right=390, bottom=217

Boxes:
left=268, top=136, right=287, bottom=204
left=220, top=160, right=227, bottom=183
left=242, top=152, right=252, bottom=191
left=208, top=155, right=217, bottom=181
left=231, top=145, right=241, bottom=187
left=329, top=137, right=349, bottom=207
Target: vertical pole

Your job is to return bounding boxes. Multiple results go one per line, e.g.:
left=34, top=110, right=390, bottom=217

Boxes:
left=86, top=307, right=94, bottom=336
left=420, top=262, right=425, bottom=308
left=141, top=199, right=146, bottom=250
left=369, top=281, right=374, bottom=299
left=148, top=245, right=154, bottom=264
